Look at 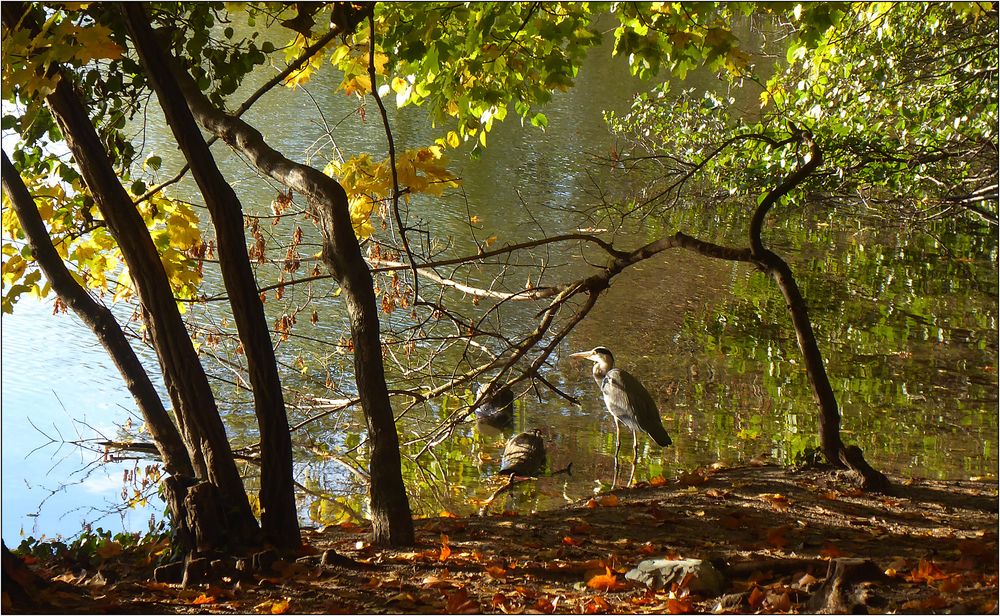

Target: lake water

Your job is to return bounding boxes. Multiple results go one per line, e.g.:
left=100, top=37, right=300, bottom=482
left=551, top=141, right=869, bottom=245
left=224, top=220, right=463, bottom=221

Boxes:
left=2, top=23, right=996, bottom=540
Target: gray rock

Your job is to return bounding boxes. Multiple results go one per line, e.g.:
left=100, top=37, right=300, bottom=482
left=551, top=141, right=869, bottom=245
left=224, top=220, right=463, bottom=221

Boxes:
left=625, top=558, right=726, bottom=595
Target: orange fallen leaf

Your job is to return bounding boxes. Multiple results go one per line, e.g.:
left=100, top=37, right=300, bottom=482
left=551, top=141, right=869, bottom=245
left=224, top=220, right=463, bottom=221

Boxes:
left=820, top=542, right=844, bottom=558
left=534, top=595, right=558, bottom=614
left=907, top=559, right=950, bottom=584
left=570, top=521, right=593, bottom=534
left=587, top=567, right=627, bottom=592
left=445, top=588, right=480, bottom=614
left=747, top=586, right=765, bottom=609
left=705, top=488, right=729, bottom=499
left=490, top=593, right=510, bottom=610
left=938, top=576, right=963, bottom=593
left=583, top=595, right=610, bottom=613
left=422, top=574, right=458, bottom=589
left=439, top=534, right=452, bottom=562
left=665, top=595, right=693, bottom=614
left=766, top=525, right=791, bottom=549
left=759, top=492, right=792, bottom=511
left=639, top=541, right=658, bottom=555
left=439, top=510, right=459, bottom=518
left=572, top=558, right=608, bottom=572
left=485, top=565, right=507, bottom=578
left=271, top=598, right=292, bottom=614
left=563, top=536, right=585, bottom=547
left=676, top=470, right=709, bottom=486
left=598, top=494, right=619, bottom=507
left=192, top=594, right=217, bottom=605
left=649, top=475, right=668, bottom=487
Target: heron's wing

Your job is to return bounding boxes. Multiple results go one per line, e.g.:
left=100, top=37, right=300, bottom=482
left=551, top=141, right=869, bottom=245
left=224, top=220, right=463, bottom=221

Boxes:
left=602, top=369, right=672, bottom=446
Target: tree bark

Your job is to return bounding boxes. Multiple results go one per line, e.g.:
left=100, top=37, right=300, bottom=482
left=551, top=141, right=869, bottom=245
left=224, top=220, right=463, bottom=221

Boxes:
left=121, top=3, right=300, bottom=551
left=2, top=2, right=262, bottom=549
left=167, top=32, right=415, bottom=546
left=1, top=151, right=194, bottom=479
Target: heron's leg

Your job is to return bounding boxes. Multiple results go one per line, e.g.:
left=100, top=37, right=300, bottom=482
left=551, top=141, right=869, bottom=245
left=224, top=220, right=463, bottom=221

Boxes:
left=612, top=418, right=622, bottom=488
left=628, top=428, right=638, bottom=486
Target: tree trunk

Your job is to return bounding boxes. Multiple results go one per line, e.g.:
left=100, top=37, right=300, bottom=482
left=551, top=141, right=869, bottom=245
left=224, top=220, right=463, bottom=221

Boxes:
left=2, top=0, right=263, bottom=550
left=745, top=132, right=890, bottom=491
left=121, top=3, right=300, bottom=551
left=41, top=74, right=261, bottom=547
left=168, top=37, right=415, bottom=546
left=2, top=151, right=194, bottom=479
left=757, top=249, right=844, bottom=462
left=674, top=131, right=890, bottom=492
left=315, top=198, right=416, bottom=546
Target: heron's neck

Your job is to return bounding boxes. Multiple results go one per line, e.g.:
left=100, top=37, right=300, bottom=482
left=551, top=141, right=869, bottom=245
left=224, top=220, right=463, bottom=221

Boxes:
left=592, top=361, right=610, bottom=383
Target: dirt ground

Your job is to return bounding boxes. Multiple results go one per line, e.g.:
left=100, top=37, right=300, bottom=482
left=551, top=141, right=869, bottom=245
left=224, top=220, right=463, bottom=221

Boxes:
left=5, top=463, right=998, bottom=614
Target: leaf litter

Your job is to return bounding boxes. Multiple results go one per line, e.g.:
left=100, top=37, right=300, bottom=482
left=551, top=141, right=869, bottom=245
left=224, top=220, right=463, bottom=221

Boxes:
left=4, top=464, right=996, bottom=613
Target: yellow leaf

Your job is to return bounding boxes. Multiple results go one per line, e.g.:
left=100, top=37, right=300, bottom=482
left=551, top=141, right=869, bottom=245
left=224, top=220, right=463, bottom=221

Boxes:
left=446, top=131, right=460, bottom=148
left=372, top=51, right=388, bottom=74
left=284, top=66, right=316, bottom=88
left=271, top=598, right=291, bottom=614
left=342, top=73, right=371, bottom=96
left=73, top=23, right=124, bottom=62
left=391, top=76, right=408, bottom=93
left=329, top=44, right=351, bottom=66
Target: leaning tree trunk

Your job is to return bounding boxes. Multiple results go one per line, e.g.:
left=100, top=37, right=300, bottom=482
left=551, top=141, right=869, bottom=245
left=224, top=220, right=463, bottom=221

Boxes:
left=41, top=76, right=263, bottom=547
left=742, top=131, right=890, bottom=491
left=2, top=151, right=194, bottom=479
left=122, top=3, right=300, bottom=551
left=668, top=130, right=891, bottom=492
left=746, top=131, right=846, bottom=465
left=167, top=30, right=415, bottom=546
left=3, top=2, right=263, bottom=551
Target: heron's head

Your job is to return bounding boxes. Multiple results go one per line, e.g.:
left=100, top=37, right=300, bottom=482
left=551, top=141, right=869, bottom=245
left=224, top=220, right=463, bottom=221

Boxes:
left=569, top=346, right=615, bottom=371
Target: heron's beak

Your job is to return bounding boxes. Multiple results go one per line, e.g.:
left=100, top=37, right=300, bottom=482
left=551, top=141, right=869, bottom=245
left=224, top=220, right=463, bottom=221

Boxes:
left=569, top=350, right=593, bottom=361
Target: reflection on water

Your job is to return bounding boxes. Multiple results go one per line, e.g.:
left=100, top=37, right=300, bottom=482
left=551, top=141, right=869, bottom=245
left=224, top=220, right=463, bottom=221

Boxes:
left=2, top=26, right=996, bottom=537
left=1, top=300, right=165, bottom=539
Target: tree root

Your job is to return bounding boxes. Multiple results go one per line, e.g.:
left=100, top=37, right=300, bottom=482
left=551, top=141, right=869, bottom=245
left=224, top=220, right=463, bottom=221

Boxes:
left=839, top=445, right=893, bottom=494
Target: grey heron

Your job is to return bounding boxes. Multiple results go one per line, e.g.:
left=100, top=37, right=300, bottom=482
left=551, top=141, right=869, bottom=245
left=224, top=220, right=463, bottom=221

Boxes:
left=570, top=346, right=671, bottom=486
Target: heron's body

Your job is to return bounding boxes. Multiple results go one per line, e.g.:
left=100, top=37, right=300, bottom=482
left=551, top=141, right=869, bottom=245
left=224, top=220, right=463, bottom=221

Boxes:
left=571, top=346, right=672, bottom=485
left=499, top=429, right=546, bottom=477
left=594, top=367, right=672, bottom=447
left=475, top=383, right=515, bottom=430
